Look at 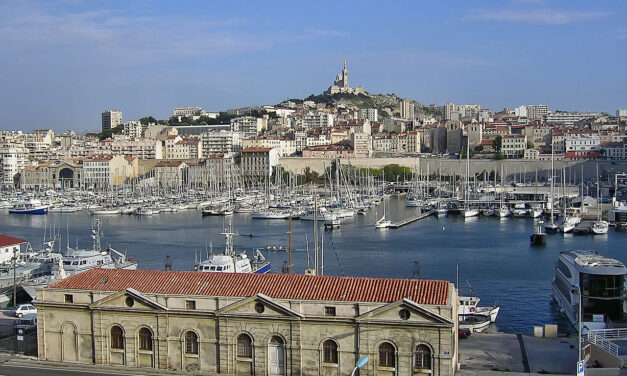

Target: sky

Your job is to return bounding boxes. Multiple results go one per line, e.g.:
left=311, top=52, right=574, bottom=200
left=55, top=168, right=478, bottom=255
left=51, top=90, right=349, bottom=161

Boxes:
left=0, top=0, right=625, bottom=133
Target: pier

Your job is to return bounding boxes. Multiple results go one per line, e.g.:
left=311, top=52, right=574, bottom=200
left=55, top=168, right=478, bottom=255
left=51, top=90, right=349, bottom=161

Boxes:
left=389, top=210, right=435, bottom=228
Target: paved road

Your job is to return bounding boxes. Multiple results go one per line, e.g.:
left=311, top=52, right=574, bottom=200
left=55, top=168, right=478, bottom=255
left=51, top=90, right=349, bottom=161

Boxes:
left=0, top=363, right=141, bottom=376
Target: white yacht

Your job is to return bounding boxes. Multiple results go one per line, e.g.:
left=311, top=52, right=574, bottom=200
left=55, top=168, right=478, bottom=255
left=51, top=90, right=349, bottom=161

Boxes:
left=194, top=221, right=270, bottom=274
left=512, top=202, right=528, bottom=217
left=552, top=250, right=627, bottom=333
left=529, top=205, right=544, bottom=218
left=591, top=220, right=609, bottom=235
left=560, top=216, right=581, bottom=233
left=53, top=219, right=137, bottom=276
left=498, top=206, right=511, bottom=218
left=462, top=208, right=479, bottom=218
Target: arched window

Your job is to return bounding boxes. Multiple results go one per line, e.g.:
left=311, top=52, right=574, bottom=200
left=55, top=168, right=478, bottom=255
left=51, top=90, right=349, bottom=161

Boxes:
left=414, top=344, right=431, bottom=369
left=323, top=339, right=338, bottom=364
left=111, top=326, right=124, bottom=349
left=378, top=342, right=395, bottom=367
left=139, top=328, right=152, bottom=351
left=185, top=331, right=199, bottom=355
left=237, top=333, right=253, bottom=358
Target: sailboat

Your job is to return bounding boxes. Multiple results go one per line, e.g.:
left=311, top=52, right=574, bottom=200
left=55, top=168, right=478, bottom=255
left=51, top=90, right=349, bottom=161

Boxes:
left=375, top=198, right=392, bottom=228
left=461, top=142, right=479, bottom=218
left=497, top=165, right=511, bottom=218
left=591, top=165, right=609, bottom=235
left=544, top=141, right=559, bottom=233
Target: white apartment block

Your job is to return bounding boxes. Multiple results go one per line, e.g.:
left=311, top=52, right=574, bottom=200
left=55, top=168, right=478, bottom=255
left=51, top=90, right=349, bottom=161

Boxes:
left=501, top=135, right=527, bottom=158
left=302, top=113, right=334, bottom=128
left=102, top=138, right=162, bottom=159
left=240, top=148, right=279, bottom=180
left=201, top=131, right=242, bottom=157
left=123, top=121, right=147, bottom=139
left=350, top=132, right=371, bottom=158
left=526, top=105, right=548, bottom=121
left=372, top=136, right=394, bottom=152
left=173, top=106, right=204, bottom=117
left=565, top=133, right=600, bottom=152
left=443, top=103, right=480, bottom=120
left=358, top=108, right=378, bottom=122
left=241, top=138, right=296, bottom=157
left=230, top=116, right=267, bottom=138
left=617, top=109, right=627, bottom=119
left=0, top=144, right=29, bottom=188
left=545, top=112, right=602, bottom=126
left=83, top=155, right=137, bottom=188
left=102, top=110, right=123, bottom=132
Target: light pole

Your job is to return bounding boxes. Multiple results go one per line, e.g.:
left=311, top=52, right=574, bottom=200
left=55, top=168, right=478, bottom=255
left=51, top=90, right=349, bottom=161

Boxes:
left=351, top=356, right=369, bottom=376
left=574, top=283, right=582, bottom=362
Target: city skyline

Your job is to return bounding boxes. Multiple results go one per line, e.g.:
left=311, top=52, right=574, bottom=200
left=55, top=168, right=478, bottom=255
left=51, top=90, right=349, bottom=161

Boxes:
left=1, top=0, right=626, bottom=132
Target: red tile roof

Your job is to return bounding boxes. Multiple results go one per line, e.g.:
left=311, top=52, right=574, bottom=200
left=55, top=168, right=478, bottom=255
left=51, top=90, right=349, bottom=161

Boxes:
left=242, top=148, right=273, bottom=153
left=48, top=268, right=450, bottom=305
left=0, top=234, right=27, bottom=247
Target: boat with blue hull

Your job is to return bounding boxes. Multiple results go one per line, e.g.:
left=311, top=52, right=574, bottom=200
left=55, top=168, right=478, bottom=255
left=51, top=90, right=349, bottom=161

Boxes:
left=8, top=199, right=48, bottom=214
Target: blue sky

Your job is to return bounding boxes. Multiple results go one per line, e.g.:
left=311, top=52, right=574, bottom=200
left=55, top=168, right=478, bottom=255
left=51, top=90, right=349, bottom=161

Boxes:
left=1, top=0, right=625, bottom=132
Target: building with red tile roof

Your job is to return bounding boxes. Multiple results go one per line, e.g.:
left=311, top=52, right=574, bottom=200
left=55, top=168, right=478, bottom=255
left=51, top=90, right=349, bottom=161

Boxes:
left=0, top=234, right=27, bottom=265
left=37, top=268, right=457, bottom=375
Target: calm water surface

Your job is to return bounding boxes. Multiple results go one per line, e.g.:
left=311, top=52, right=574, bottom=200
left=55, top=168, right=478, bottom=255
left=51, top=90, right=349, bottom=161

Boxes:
left=1, top=196, right=624, bottom=334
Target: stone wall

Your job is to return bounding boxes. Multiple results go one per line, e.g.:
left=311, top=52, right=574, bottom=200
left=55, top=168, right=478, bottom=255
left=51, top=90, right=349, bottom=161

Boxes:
left=278, top=157, right=627, bottom=181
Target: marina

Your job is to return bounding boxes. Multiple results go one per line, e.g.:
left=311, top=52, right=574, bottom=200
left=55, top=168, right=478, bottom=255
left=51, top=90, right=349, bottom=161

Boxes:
left=0, top=194, right=625, bottom=334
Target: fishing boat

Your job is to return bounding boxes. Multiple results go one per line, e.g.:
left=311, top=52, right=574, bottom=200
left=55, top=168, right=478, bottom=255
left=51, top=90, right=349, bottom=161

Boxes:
left=194, top=220, right=270, bottom=274
left=9, top=199, right=48, bottom=214
left=552, top=250, right=627, bottom=333
left=458, top=295, right=500, bottom=323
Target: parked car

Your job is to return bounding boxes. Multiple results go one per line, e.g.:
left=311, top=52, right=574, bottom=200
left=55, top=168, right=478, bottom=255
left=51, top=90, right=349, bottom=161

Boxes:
left=13, top=304, right=37, bottom=318
left=458, top=328, right=471, bottom=339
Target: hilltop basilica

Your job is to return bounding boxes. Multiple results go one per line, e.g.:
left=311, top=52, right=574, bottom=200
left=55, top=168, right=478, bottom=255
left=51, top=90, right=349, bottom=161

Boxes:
left=325, top=60, right=366, bottom=95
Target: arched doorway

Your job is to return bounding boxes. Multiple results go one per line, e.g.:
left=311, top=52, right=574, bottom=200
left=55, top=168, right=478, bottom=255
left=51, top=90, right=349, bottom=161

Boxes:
left=268, top=336, right=285, bottom=376
left=61, top=322, right=78, bottom=362
left=59, top=168, right=74, bottom=189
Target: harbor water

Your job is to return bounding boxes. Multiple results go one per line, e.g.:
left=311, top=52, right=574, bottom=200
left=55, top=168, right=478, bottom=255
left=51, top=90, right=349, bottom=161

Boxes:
left=1, top=195, right=624, bottom=334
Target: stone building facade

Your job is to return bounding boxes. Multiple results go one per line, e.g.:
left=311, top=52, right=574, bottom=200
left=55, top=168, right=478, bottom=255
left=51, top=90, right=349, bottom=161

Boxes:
left=36, top=269, right=458, bottom=376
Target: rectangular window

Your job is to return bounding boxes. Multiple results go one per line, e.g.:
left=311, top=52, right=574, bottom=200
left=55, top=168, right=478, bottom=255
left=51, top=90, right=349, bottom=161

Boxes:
left=64, top=294, right=74, bottom=303
left=325, top=306, right=336, bottom=317
left=186, top=300, right=196, bottom=310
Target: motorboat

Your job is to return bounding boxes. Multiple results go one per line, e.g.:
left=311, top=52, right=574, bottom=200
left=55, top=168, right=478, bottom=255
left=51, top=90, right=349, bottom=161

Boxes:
left=529, top=205, right=544, bottom=218
left=436, top=208, right=447, bottom=217
left=498, top=206, right=511, bottom=218
left=458, top=295, right=500, bottom=323
left=512, top=202, right=528, bottom=217
left=458, top=313, right=491, bottom=333
left=252, top=210, right=291, bottom=219
left=591, top=220, right=609, bottom=235
left=9, top=199, right=48, bottom=214
left=462, top=208, right=479, bottom=218
left=52, top=219, right=137, bottom=277
left=194, top=220, right=270, bottom=274
left=481, top=208, right=495, bottom=217
left=552, top=250, right=627, bottom=333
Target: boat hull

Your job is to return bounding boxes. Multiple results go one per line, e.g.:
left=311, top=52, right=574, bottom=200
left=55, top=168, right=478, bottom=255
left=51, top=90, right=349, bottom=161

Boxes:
left=9, top=207, right=48, bottom=214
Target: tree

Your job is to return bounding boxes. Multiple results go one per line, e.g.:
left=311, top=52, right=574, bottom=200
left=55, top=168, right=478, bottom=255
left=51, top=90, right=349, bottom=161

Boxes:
left=494, top=136, right=502, bottom=152
left=474, top=145, right=484, bottom=152
left=495, top=152, right=504, bottom=160
left=527, top=140, right=535, bottom=149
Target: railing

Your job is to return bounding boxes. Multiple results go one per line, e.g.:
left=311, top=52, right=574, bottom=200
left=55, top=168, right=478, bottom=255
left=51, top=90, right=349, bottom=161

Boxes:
left=587, top=328, right=627, bottom=357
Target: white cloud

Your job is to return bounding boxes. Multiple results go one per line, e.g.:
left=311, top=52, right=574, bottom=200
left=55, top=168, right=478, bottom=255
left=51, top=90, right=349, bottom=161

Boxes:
left=464, top=8, right=611, bottom=25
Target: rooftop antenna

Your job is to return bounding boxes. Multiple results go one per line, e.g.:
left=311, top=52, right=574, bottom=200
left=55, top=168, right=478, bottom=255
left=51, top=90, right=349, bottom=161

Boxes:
left=412, top=261, right=421, bottom=279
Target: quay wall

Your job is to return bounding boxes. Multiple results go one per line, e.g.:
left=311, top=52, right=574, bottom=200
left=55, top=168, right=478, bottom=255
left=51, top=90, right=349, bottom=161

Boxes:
left=278, top=157, right=627, bottom=180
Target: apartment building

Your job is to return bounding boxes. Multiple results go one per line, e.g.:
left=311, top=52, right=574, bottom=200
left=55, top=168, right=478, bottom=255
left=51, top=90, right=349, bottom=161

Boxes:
left=0, top=143, right=29, bottom=188
left=501, top=135, right=527, bottom=158
left=241, top=137, right=296, bottom=157
left=230, top=117, right=267, bottom=138
left=102, top=110, right=123, bottom=132
left=83, top=155, right=138, bottom=188
left=240, top=148, right=278, bottom=180
left=201, top=131, right=242, bottom=157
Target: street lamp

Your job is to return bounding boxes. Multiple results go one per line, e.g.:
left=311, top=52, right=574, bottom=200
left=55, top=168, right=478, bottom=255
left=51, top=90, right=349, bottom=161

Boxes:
left=351, top=356, right=369, bottom=376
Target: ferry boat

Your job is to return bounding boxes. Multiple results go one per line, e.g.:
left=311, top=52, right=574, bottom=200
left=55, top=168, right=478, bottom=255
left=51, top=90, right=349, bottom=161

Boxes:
left=8, top=199, right=48, bottom=214
left=552, top=250, right=627, bottom=333
left=194, top=221, right=270, bottom=274
left=53, top=219, right=137, bottom=276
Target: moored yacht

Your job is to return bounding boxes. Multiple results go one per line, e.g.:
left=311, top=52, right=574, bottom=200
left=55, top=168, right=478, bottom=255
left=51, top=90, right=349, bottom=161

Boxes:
left=53, top=219, right=137, bottom=276
left=552, top=250, right=627, bottom=333
left=9, top=199, right=48, bottom=214
left=194, top=221, right=270, bottom=274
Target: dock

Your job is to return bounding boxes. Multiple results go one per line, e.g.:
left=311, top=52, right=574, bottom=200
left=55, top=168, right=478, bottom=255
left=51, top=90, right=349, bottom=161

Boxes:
left=389, top=210, right=435, bottom=228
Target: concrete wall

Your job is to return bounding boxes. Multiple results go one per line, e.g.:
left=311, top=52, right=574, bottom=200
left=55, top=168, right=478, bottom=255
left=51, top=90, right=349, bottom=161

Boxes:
left=278, top=157, right=627, bottom=181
